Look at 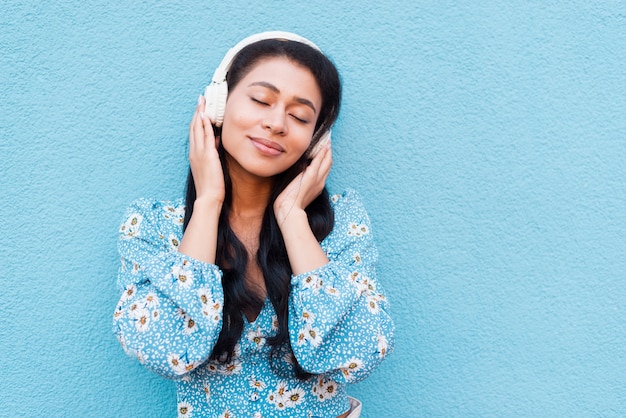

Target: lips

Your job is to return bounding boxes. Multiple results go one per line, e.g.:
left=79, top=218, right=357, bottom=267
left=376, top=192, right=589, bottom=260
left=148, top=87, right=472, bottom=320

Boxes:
left=249, top=137, right=284, bottom=156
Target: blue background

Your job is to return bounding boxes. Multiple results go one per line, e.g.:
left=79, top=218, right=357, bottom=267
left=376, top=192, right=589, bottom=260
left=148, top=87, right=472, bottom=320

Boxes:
left=2, top=1, right=625, bottom=417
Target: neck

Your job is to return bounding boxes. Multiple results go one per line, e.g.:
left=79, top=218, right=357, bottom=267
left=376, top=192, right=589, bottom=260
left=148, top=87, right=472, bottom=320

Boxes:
left=227, top=157, right=274, bottom=220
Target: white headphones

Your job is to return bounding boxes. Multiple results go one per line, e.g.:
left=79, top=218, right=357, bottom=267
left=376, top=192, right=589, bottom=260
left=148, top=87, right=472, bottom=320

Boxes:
left=203, top=31, right=331, bottom=156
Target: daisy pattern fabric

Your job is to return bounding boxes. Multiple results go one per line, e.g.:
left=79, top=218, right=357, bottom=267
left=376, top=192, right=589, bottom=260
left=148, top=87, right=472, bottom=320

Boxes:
left=113, top=189, right=394, bottom=418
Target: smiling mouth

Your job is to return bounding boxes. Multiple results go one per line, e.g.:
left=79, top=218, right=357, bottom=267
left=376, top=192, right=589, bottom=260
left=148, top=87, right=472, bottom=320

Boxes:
left=249, top=137, right=284, bottom=156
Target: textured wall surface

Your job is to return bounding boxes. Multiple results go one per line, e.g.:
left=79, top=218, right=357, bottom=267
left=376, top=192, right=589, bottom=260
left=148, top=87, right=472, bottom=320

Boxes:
left=1, top=1, right=625, bottom=417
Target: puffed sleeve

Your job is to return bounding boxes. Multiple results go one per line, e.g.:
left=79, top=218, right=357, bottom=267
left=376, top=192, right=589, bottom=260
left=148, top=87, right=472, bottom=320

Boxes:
left=112, top=198, right=224, bottom=379
left=289, top=189, right=395, bottom=383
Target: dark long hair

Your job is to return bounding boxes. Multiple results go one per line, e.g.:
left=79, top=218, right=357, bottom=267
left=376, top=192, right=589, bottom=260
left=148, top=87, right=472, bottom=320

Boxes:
left=183, top=38, right=341, bottom=379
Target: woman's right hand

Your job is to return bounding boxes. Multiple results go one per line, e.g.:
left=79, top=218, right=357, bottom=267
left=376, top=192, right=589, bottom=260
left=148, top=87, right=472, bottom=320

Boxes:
left=189, top=95, right=225, bottom=204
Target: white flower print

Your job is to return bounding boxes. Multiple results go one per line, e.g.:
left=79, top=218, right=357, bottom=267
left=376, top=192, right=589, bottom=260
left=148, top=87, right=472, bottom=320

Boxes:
left=347, top=222, right=369, bottom=237
left=301, top=310, right=315, bottom=324
left=120, top=284, right=137, bottom=303
left=206, top=363, right=219, bottom=374
left=274, top=399, right=287, bottom=410
left=268, top=381, right=305, bottom=410
left=297, top=324, right=322, bottom=347
left=377, top=335, right=389, bottom=358
left=143, top=292, right=159, bottom=309
left=296, top=329, right=307, bottom=346
left=130, top=307, right=151, bottom=332
left=203, top=384, right=211, bottom=403
left=167, top=353, right=188, bottom=375
left=119, top=213, right=143, bottom=239
left=181, top=313, right=198, bottom=335
left=177, top=401, right=193, bottom=417
left=168, top=234, right=181, bottom=251
left=275, top=380, right=288, bottom=399
left=113, top=306, right=124, bottom=321
left=330, top=193, right=341, bottom=203
left=249, top=376, right=266, bottom=390
left=202, top=302, right=222, bottom=322
left=324, top=286, right=340, bottom=296
left=320, top=379, right=339, bottom=401
left=131, top=262, right=140, bottom=274
left=127, top=302, right=141, bottom=316
left=246, top=328, right=265, bottom=349
left=301, top=274, right=323, bottom=292
left=284, top=387, right=305, bottom=407
left=347, top=271, right=372, bottom=295
left=197, top=288, right=213, bottom=305
left=220, top=358, right=242, bottom=376
left=340, top=357, right=364, bottom=381
left=365, top=294, right=380, bottom=314
left=163, top=204, right=185, bottom=225
left=352, top=252, right=362, bottom=264
left=268, top=390, right=287, bottom=411
left=170, top=264, right=194, bottom=288
left=218, top=409, right=234, bottom=418
left=270, top=315, right=279, bottom=332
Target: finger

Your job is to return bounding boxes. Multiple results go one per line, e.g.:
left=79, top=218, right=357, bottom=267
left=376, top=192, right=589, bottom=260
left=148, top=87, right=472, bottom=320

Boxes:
left=192, top=98, right=208, bottom=153
left=189, top=96, right=204, bottom=153
left=309, top=141, right=331, bottom=175
left=318, top=144, right=333, bottom=178
left=189, top=112, right=199, bottom=154
left=200, top=111, right=216, bottom=150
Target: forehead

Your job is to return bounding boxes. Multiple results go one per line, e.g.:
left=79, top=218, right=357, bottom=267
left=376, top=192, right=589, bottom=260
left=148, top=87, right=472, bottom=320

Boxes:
left=235, top=57, right=322, bottom=106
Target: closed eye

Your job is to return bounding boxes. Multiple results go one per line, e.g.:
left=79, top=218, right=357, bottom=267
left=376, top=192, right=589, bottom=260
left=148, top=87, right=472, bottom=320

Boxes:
left=251, top=97, right=269, bottom=106
left=290, top=114, right=309, bottom=124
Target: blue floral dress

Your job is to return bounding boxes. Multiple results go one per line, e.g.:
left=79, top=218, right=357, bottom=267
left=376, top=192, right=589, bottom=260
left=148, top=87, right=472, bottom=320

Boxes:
left=113, top=189, right=394, bottom=418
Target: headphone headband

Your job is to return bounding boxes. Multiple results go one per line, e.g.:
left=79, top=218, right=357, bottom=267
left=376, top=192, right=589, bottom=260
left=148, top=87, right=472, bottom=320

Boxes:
left=204, top=31, right=325, bottom=128
left=211, top=31, right=323, bottom=84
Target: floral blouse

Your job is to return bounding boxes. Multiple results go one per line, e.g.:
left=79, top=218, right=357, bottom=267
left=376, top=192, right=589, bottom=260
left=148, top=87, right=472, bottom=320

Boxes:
left=113, top=189, right=394, bottom=418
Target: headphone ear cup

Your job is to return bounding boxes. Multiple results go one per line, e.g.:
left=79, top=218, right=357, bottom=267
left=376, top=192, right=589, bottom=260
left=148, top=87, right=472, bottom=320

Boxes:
left=307, top=130, right=332, bottom=158
left=204, top=81, right=228, bottom=127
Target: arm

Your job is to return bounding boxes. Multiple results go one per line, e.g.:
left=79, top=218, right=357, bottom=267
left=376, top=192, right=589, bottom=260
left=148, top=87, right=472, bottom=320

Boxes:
left=276, top=146, right=394, bottom=382
left=274, top=143, right=333, bottom=274
left=288, top=190, right=395, bottom=383
left=113, top=198, right=225, bottom=379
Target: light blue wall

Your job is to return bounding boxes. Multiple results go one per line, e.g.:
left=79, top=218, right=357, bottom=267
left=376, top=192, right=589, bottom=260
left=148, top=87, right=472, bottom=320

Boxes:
left=2, top=1, right=625, bottom=417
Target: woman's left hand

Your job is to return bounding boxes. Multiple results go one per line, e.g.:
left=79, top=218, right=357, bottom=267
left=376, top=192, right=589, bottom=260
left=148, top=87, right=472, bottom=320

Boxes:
left=274, top=142, right=332, bottom=224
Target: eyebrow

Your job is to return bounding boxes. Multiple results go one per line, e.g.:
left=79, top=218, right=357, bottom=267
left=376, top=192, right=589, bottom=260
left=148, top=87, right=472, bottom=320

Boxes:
left=248, top=81, right=317, bottom=114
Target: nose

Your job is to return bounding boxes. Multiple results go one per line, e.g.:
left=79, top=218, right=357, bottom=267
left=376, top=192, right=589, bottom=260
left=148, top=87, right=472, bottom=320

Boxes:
left=262, top=106, right=287, bottom=135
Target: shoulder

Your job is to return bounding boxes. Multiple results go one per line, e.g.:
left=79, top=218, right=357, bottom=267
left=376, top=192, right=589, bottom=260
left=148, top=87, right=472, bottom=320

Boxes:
left=119, top=197, right=186, bottom=240
left=328, top=188, right=374, bottom=238
left=329, top=189, right=370, bottom=223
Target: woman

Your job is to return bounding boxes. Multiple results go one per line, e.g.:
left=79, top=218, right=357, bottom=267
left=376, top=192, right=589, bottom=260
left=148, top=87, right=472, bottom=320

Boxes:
left=113, top=31, right=394, bottom=418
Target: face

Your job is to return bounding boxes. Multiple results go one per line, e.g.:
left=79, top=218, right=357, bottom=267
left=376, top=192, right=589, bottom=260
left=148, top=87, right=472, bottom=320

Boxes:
left=220, top=57, right=322, bottom=179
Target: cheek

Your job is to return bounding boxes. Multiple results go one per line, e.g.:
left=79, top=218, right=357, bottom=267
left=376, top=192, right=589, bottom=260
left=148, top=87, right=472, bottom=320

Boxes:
left=220, top=109, right=249, bottom=148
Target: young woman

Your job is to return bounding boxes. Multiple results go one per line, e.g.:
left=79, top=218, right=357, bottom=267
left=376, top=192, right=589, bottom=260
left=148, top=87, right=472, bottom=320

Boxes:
left=113, top=32, right=394, bottom=418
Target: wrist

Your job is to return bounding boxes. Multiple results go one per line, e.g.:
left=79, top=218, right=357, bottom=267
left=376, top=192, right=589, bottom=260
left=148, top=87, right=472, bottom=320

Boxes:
left=275, top=205, right=307, bottom=229
left=193, top=196, right=223, bottom=216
